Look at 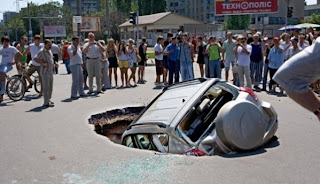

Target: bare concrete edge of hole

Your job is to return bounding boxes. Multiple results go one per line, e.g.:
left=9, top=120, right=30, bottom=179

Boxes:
left=88, top=106, right=146, bottom=144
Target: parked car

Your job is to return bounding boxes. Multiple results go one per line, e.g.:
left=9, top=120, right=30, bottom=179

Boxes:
left=121, top=78, right=278, bottom=155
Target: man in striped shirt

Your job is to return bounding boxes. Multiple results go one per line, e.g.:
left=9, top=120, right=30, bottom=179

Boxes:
left=34, top=39, right=58, bottom=107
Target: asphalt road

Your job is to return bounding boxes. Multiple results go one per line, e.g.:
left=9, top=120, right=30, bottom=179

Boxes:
left=1, top=60, right=320, bottom=184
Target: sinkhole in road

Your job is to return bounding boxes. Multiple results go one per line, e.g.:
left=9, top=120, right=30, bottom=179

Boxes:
left=88, top=106, right=145, bottom=145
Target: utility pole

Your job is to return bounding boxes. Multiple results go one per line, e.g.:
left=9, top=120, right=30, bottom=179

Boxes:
left=76, top=0, right=82, bottom=38
left=27, top=2, right=32, bottom=43
left=105, top=0, right=110, bottom=38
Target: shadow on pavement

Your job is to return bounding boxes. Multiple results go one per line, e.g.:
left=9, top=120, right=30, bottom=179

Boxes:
left=24, top=94, right=41, bottom=101
left=0, top=102, right=12, bottom=107
left=26, top=106, right=49, bottom=112
left=220, top=136, right=280, bottom=158
left=61, top=97, right=79, bottom=103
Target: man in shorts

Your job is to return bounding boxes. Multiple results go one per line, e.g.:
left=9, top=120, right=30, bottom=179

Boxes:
left=273, top=37, right=320, bottom=120
left=154, top=36, right=164, bottom=85
left=0, top=36, right=23, bottom=102
left=25, top=35, right=43, bottom=96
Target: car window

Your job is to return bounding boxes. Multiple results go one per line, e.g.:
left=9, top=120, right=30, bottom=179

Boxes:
left=124, top=136, right=136, bottom=148
left=152, top=134, right=169, bottom=152
left=124, top=134, right=169, bottom=152
left=136, top=134, right=154, bottom=150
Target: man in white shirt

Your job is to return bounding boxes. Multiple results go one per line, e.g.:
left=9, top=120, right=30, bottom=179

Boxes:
left=25, top=35, right=43, bottom=95
left=0, top=36, right=23, bottom=102
left=154, top=36, right=164, bottom=85
left=82, top=32, right=106, bottom=94
left=234, top=35, right=252, bottom=88
left=68, top=36, right=86, bottom=99
left=287, top=37, right=302, bottom=60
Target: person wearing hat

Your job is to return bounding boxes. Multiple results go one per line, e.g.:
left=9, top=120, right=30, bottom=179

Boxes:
left=68, top=36, right=87, bottom=99
left=267, top=37, right=284, bottom=93
left=287, top=37, right=302, bottom=60
left=179, top=32, right=194, bottom=81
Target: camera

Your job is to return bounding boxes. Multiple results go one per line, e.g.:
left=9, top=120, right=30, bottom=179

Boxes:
left=176, top=31, right=183, bottom=43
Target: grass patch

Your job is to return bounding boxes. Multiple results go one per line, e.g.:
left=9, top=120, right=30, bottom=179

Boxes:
left=147, top=52, right=155, bottom=59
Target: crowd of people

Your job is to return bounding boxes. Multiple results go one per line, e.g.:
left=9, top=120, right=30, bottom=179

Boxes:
left=0, top=27, right=319, bottom=107
left=152, top=27, right=319, bottom=95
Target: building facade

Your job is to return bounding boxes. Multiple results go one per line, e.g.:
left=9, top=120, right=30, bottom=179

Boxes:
left=167, top=0, right=304, bottom=25
left=167, top=0, right=221, bottom=23
left=63, top=0, right=101, bottom=15
left=3, top=11, right=18, bottom=24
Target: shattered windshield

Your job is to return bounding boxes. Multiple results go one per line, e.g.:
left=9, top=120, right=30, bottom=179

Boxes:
left=124, top=134, right=169, bottom=152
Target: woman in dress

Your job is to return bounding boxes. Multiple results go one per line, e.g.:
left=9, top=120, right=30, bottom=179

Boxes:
left=107, top=38, right=118, bottom=88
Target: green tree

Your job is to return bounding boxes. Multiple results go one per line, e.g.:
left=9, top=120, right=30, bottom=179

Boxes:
left=304, top=13, right=320, bottom=25
left=6, top=17, right=27, bottom=42
left=223, top=15, right=251, bottom=30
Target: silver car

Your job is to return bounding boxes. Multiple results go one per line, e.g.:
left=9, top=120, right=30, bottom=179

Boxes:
left=121, top=78, right=278, bottom=155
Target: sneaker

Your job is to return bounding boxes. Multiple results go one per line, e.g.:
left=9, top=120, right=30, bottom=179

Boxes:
left=49, top=101, right=55, bottom=105
left=84, top=86, right=89, bottom=90
left=96, top=91, right=104, bottom=94
left=70, top=96, right=78, bottom=100
left=87, top=91, right=94, bottom=95
left=79, top=94, right=87, bottom=97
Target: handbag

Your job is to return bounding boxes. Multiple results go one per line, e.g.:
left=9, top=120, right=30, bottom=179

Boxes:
left=220, top=60, right=225, bottom=69
left=137, top=54, right=142, bottom=62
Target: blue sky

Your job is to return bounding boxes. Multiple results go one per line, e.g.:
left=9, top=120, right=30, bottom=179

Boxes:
left=0, top=0, right=318, bottom=20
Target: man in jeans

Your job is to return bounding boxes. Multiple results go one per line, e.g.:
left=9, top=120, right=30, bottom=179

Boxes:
left=234, top=36, right=252, bottom=88
left=164, top=37, right=180, bottom=85
left=179, top=33, right=194, bottom=81
left=206, top=36, right=222, bottom=78
left=68, top=36, right=86, bottom=99
left=34, top=40, right=58, bottom=107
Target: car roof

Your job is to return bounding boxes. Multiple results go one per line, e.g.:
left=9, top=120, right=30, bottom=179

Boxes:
left=132, top=79, right=217, bottom=126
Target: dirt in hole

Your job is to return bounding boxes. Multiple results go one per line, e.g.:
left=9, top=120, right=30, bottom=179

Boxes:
left=88, top=106, right=145, bottom=144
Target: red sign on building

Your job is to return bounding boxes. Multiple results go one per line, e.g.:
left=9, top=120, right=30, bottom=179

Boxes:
left=215, top=0, right=278, bottom=15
